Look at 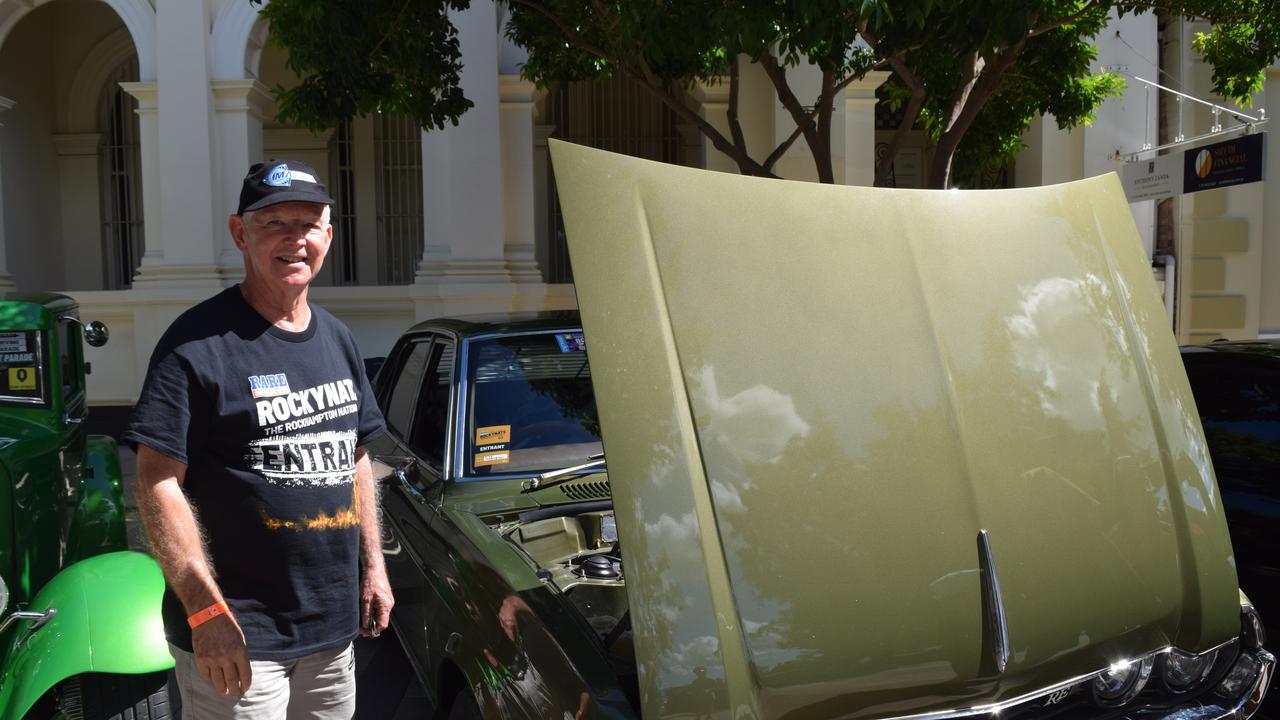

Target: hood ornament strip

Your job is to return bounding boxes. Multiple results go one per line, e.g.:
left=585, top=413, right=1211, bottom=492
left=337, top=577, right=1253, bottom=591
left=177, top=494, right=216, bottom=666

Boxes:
left=978, top=529, right=1010, bottom=674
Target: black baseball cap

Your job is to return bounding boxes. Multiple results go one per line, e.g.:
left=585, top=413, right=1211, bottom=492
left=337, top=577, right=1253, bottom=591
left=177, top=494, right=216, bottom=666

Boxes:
left=237, top=159, right=335, bottom=215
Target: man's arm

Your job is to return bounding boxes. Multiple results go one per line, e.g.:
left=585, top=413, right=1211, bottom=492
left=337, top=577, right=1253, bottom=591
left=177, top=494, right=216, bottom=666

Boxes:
left=134, top=444, right=252, bottom=698
left=355, top=447, right=394, bottom=636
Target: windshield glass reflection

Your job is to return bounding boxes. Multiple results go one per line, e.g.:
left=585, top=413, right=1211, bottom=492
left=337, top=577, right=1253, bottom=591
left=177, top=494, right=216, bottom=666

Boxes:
left=464, top=332, right=603, bottom=477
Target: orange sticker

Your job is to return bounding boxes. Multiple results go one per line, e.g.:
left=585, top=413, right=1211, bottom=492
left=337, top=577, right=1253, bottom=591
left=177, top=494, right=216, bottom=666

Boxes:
left=476, top=425, right=511, bottom=445
left=474, top=451, right=511, bottom=467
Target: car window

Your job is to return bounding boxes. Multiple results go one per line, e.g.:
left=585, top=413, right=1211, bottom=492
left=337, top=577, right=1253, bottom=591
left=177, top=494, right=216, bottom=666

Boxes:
left=386, top=340, right=432, bottom=437
left=0, top=330, right=44, bottom=405
left=464, top=331, right=602, bottom=477
left=1186, top=360, right=1280, bottom=436
left=61, top=320, right=83, bottom=399
left=409, top=340, right=454, bottom=470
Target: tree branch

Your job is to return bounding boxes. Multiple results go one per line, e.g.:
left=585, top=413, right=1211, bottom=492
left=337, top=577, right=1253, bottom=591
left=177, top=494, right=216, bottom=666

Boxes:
left=764, top=123, right=807, bottom=172
left=727, top=55, right=748, bottom=154
left=944, top=50, right=984, bottom=133
left=875, top=83, right=924, bottom=186
left=760, top=53, right=830, bottom=180
left=929, top=38, right=1026, bottom=187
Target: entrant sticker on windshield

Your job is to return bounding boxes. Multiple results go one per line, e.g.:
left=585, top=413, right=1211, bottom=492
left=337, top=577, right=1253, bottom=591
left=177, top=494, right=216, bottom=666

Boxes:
left=476, top=425, right=511, bottom=445
left=474, top=425, right=511, bottom=467
left=555, top=333, right=586, bottom=353
left=474, top=450, right=510, bottom=467
left=0, top=333, right=27, bottom=354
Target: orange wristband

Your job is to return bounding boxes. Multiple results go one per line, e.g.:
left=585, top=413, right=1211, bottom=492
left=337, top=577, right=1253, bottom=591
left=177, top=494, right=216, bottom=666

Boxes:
left=187, top=601, right=230, bottom=629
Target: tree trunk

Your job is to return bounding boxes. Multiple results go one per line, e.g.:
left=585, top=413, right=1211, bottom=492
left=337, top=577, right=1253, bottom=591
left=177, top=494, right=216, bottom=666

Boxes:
left=925, top=41, right=1025, bottom=188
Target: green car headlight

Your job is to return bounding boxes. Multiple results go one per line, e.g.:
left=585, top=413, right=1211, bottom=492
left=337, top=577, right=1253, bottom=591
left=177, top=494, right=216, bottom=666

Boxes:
left=1091, top=656, right=1155, bottom=707
left=1161, top=648, right=1218, bottom=692
left=0, top=574, right=7, bottom=613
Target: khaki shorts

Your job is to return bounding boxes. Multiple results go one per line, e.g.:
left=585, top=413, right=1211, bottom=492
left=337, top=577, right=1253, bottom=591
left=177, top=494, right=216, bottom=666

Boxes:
left=169, top=642, right=356, bottom=720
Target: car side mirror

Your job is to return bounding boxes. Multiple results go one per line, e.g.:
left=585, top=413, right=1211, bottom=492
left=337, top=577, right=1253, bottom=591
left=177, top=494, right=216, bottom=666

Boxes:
left=59, top=316, right=110, bottom=347
left=83, top=320, right=109, bottom=348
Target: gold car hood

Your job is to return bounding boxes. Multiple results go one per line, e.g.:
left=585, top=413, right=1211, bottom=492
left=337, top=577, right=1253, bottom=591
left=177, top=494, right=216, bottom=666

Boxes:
left=549, top=141, right=1238, bottom=719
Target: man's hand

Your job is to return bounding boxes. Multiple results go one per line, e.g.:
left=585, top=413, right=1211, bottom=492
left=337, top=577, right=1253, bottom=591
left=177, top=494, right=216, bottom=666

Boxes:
left=192, top=614, right=252, bottom=698
left=360, top=564, right=394, bottom=637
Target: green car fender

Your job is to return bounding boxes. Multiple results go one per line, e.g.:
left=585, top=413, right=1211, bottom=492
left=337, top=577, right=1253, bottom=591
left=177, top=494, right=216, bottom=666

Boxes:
left=0, top=550, right=172, bottom=718
left=66, top=434, right=128, bottom=563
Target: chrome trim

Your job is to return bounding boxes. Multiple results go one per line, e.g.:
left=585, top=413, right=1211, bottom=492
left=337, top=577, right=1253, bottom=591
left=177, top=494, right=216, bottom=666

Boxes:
left=0, top=608, right=56, bottom=635
left=977, top=529, right=1010, bottom=674
left=873, top=640, right=1252, bottom=720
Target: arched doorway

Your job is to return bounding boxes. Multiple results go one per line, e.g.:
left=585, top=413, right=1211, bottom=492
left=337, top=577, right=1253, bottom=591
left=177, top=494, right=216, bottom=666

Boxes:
left=0, top=0, right=142, bottom=292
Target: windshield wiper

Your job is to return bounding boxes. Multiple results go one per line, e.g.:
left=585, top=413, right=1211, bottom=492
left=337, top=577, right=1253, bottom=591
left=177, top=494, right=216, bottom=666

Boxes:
left=521, top=453, right=605, bottom=492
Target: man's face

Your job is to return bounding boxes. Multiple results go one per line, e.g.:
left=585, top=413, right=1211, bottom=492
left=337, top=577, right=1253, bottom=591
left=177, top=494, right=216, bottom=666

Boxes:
left=230, top=202, right=332, bottom=290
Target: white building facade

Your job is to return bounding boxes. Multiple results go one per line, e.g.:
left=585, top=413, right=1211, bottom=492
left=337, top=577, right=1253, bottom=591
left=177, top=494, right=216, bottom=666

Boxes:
left=0, top=0, right=1275, bottom=406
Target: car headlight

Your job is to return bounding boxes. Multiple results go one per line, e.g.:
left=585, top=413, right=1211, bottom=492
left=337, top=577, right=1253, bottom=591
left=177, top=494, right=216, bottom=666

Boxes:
left=1091, top=656, right=1155, bottom=706
left=1161, top=648, right=1218, bottom=692
left=0, top=575, right=7, bottom=613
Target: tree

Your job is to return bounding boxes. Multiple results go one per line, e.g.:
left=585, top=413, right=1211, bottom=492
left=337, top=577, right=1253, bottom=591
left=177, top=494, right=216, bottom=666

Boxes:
left=259, top=0, right=1279, bottom=189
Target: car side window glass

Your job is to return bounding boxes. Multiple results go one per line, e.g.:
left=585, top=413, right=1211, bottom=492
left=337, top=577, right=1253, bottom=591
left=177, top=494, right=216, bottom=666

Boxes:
left=386, top=341, right=432, bottom=437
left=60, top=321, right=82, bottom=399
left=409, top=340, right=454, bottom=470
left=1189, top=365, right=1280, bottom=423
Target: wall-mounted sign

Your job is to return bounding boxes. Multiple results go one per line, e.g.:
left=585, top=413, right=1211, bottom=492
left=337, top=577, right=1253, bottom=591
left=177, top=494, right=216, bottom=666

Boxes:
left=1120, top=153, right=1180, bottom=202
left=1183, top=132, right=1266, bottom=194
left=1120, top=132, right=1267, bottom=203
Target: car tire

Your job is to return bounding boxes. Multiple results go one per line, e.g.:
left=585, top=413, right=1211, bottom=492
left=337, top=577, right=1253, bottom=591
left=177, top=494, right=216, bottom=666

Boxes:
left=447, top=689, right=482, bottom=720
left=57, top=671, right=172, bottom=720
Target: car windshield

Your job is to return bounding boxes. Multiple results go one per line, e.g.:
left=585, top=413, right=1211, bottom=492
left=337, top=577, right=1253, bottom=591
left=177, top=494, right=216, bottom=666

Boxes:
left=464, top=331, right=602, bottom=477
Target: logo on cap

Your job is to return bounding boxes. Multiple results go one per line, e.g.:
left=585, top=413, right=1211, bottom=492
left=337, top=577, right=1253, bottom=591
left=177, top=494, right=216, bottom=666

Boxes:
left=265, top=164, right=292, bottom=187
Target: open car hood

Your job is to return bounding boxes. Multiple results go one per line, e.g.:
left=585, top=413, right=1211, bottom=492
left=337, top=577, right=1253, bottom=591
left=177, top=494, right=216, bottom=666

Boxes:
left=549, top=141, right=1239, bottom=719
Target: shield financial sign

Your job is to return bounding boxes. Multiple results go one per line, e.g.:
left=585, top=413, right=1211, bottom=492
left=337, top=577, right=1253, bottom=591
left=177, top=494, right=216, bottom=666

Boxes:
left=1120, top=131, right=1267, bottom=203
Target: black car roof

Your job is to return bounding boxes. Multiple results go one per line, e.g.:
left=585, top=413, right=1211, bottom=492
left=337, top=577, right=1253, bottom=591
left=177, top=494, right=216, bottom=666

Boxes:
left=403, top=310, right=582, bottom=339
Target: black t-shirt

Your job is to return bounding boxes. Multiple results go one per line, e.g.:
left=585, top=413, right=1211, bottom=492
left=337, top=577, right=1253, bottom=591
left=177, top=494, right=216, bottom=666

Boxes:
left=124, top=286, right=385, bottom=660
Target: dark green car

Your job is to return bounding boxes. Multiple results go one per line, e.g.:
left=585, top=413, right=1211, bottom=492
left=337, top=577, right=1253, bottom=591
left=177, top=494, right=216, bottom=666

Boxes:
left=370, top=313, right=637, bottom=719
left=0, top=294, right=172, bottom=719
left=370, top=141, right=1274, bottom=720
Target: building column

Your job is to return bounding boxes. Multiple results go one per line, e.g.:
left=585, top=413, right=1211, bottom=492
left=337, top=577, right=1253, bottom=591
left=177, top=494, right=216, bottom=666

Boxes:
left=533, top=123, right=554, bottom=277
left=120, top=82, right=159, bottom=285
left=212, top=79, right=272, bottom=279
left=500, top=75, right=541, bottom=282
left=0, top=97, right=16, bottom=290
left=417, top=1, right=509, bottom=283
left=53, top=133, right=104, bottom=290
left=131, top=0, right=222, bottom=288
left=842, top=71, right=890, bottom=187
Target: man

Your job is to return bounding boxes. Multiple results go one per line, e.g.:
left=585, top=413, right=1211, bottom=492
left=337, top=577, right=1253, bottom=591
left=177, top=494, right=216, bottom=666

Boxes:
left=126, top=160, right=393, bottom=719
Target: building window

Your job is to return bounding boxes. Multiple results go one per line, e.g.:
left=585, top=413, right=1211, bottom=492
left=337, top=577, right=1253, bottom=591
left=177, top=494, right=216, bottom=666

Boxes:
left=98, top=57, right=143, bottom=290
left=374, top=113, right=423, bottom=285
left=328, top=119, right=358, bottom=285
left=543, top=75, right=685, bottom=283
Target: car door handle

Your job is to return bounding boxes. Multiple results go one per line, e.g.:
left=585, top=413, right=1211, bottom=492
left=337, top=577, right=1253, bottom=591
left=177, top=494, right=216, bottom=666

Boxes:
left=373, top=454, right=426, bottom=505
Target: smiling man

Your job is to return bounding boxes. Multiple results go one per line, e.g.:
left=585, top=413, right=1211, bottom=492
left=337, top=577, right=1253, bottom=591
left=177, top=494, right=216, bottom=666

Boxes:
left=125, top=160, right=392, bottom=719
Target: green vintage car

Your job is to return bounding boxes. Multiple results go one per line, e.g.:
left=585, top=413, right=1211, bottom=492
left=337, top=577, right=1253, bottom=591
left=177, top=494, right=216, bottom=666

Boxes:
left=0, top=294, right=172, bottom=719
